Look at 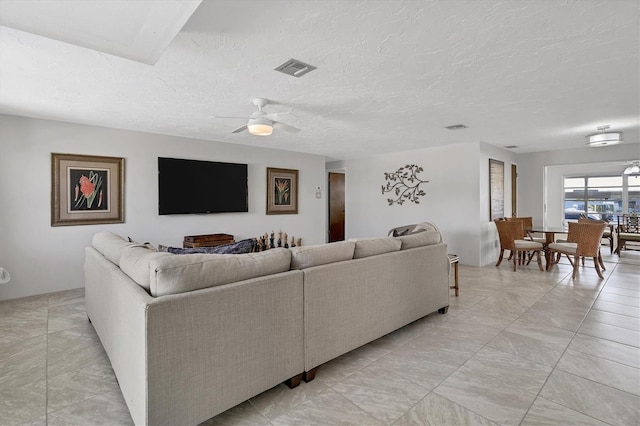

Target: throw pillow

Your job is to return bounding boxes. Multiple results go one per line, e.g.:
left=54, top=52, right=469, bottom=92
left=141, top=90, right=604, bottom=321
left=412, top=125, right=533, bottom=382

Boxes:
left=290, top=241, right=356, bottom=269
left=167, top=238, right=257, bottom=255
left=392, top=228, right=409, bottom=237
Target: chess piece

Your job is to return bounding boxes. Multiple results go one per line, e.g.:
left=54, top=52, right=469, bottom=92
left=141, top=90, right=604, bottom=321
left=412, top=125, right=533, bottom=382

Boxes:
left=290, top=236, right=296, bottom=247
left=277, top=230, right=282, bottom=247
left=296, top=238, right=302, bottom=247
left=284, top=232, right=289, bottom=249
left=269, top=231, right=275, bottom=249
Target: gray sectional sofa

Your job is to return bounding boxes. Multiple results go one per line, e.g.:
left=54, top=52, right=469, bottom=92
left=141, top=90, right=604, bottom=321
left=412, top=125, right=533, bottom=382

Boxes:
left=84, top=225, right=449, bottom=425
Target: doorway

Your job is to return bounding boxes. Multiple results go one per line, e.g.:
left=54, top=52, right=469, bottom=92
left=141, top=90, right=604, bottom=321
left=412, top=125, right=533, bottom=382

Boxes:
left=511, top=164, right=518, bottom=217
left=328, top=172, right=345, bottom=242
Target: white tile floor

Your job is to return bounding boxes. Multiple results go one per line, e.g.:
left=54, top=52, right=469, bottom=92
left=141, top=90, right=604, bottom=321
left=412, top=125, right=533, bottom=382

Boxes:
left=1, top=251, right=639, bottom=425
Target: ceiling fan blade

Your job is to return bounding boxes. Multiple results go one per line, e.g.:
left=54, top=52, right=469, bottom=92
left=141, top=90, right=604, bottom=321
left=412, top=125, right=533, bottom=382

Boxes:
left=263, top=112, right=296, bottom=121
left=231, top=125, right=248, bottom=134
left=273, top=121, right=301, bottom=133
left=210, top=115, right=246, bottom=120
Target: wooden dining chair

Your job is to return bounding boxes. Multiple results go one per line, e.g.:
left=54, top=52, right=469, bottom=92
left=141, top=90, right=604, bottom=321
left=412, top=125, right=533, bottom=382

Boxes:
left=615, top=214, right=640, bottom=255
left=506, top=217, right=546, bottom=243
left=579, top=214, right=614, bottom=253
left=494, top=219, right=544, bottom=271
left=577, top=217, right=610, bottom=270
left=555, top=218, right=607, bottom=271
left=547, top=222, right=607, bottom=279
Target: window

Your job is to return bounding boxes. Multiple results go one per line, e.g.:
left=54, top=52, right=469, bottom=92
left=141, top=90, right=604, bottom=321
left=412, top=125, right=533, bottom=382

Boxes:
left=629, top=175, right=640, bottom=214
left=563, top=175, right=636, bottom=222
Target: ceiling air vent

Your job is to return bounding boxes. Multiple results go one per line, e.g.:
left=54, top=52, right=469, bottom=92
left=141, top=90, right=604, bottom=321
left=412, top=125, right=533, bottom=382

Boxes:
left=275, top=58, right=317, bottom=78
left=504, top=145, right=519, bottom=149
left=445, top=124, right=467, bottom=130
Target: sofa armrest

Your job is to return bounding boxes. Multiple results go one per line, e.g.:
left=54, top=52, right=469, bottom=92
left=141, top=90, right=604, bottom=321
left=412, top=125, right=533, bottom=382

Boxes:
left=85, top=247, right=152, bottom=425
left=144, top=271, right=304, bottom=425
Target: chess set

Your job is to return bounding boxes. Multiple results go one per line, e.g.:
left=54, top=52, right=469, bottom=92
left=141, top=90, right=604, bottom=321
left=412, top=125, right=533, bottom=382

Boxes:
left=256, top=230, right=301, bottom=251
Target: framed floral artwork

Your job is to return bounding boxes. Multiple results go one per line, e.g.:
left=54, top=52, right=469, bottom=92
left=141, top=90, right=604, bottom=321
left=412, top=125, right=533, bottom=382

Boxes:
left=51, top=153, right=125, bottom=226
left=266, top=167, right=298, bottom=215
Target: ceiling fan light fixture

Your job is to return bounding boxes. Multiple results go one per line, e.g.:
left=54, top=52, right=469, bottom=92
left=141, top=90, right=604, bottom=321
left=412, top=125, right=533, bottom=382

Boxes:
left=586, top=125, right=623, bottom=147
left=247, top=117, right=273, bottom=136
left=214, top=98, right=300, bottom=135
left=624, top=161, right=640, bottom=175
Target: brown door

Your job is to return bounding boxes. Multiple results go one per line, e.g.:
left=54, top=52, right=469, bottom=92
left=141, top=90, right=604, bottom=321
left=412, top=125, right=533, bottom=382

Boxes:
left=328, top=172, right=345, bottom=242
left=511, top=164, right=517, bottom=217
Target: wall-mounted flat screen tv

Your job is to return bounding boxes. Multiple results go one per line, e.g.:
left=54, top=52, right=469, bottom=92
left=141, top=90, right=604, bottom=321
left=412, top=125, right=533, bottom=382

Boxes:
left=158, top=157, right=248, bottom=215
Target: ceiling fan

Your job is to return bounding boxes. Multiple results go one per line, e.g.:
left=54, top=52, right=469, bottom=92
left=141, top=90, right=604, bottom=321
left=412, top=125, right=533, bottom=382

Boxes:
left=211, top=98, right=301, bottom=136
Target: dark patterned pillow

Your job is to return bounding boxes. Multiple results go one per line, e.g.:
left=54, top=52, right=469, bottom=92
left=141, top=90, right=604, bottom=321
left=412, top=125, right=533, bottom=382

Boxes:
left=167, top=238, right=257, bottom=255
left=392, top=228, right=410, bottom=237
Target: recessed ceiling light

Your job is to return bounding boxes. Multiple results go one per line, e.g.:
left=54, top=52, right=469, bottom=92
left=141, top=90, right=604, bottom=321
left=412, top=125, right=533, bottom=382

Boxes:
left=445, top=124, right=467, bottom=130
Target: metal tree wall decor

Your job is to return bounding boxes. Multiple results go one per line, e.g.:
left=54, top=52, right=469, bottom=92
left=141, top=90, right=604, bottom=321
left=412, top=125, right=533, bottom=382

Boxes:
left=381, top=164, right=429, bottom=205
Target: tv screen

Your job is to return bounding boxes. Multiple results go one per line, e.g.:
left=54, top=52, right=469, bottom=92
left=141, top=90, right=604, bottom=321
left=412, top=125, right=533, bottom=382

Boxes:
left=158, top=157, right=248, bottom=215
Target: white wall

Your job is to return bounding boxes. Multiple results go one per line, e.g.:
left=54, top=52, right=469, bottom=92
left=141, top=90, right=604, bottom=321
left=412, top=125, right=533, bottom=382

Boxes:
left=0, top=115, right=327, bottom=301
left=516, top=143, right=640, bottom=227
left=329, top=142, right=503, bottom=266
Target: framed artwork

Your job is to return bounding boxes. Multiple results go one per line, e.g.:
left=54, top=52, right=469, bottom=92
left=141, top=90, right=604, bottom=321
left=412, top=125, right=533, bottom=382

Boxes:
left=51, top=153, right=125, bottom=226
left=266, top=167, right=298, bottom=215
left=489, top=159, right=505, bottom=220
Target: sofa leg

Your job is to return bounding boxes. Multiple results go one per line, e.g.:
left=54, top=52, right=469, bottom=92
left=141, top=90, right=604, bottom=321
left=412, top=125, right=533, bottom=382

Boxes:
left=303, top=367, right=318, bottom=383
left=438, top=306, right=449, bottom=314
left=284, top=373, right=303, bottom=389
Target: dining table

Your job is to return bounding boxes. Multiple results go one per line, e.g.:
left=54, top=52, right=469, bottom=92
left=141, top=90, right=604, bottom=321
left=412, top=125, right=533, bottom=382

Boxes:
left=526, top=226, right=568, bottom=270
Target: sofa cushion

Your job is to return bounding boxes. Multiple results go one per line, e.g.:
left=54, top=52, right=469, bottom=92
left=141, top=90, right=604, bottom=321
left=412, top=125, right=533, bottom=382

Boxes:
left=290, top=241, right=355, bottom=269
left=619, top=232, right=640, bottom=242
left=548, top=242, right=577, bottom=254
left=119, top=245, right=173, bottom=292
left=149, top=248, right=292, bottom=297
left=349, top=237, right=401, bottom=259
left=92, top=232, right=135, bottom=265
left=397, top=231, right=441, bottom=250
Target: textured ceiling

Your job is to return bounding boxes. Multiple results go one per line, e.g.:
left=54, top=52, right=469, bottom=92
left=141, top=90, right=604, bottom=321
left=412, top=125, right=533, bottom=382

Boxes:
left=0, top=0, right=201, bottom=64
left=1, top=0, right=638, bottom=161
